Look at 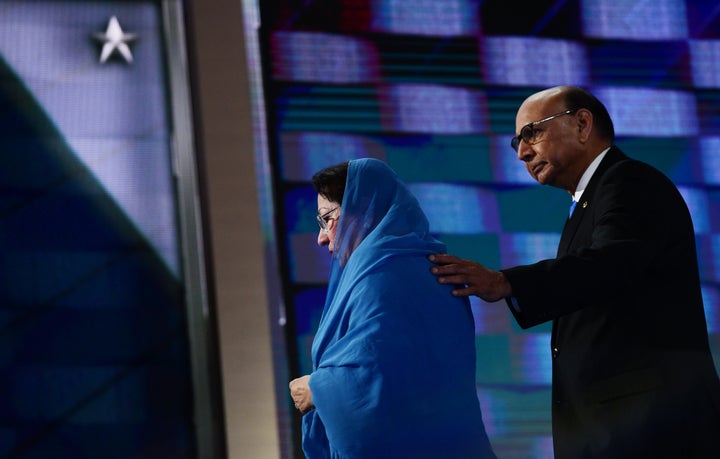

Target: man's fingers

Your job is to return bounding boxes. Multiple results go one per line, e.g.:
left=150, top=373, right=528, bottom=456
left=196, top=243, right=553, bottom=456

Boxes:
left=450, top=286, right=475, bottom=297
left=435, top=272, right=464, bottom=284
left=433, top=264, right=471, bottom=279
left=431, top=259, right=464, bottom=273
left=428, top=253, right=462, bottom=265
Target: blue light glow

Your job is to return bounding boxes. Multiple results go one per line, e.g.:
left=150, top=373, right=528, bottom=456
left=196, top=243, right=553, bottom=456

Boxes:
left=582, top=0, right=688, bottom=40
left=280, top=132, right=387, bottom=181
left=372, top=0, right=479, bottom=36
left=690, top=40, right=720, bottom=88
left=512, top=333, right=552, bottom=384
left=594, top=87, right=699, bottom=137
left=678, top=186, right=711, bottom=234
left=271, top=31, right=380, bottom=83
left=500, top=233, right=561, bottom=266
left=702, top=286, right=719, bottom=333
left=700, top=138, right=720, bottom=184
left=408, top=183, right=500, bottom=233
left=484, top=37, right=589, bottom=87
left=380, top=84, right=487, bottom=133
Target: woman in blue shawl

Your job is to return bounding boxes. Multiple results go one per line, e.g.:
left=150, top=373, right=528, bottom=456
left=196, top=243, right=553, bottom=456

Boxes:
left=289, top=158, right=496, bottom=459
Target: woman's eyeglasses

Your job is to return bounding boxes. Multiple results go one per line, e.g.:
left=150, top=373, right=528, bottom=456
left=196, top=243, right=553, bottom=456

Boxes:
left=316, top=207, right=339, bottom=232
left=510, top=109, right=576, bottom=152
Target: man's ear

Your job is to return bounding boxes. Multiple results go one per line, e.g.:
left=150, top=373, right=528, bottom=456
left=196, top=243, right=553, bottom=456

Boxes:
left=576, top=108, right=593, bottom=143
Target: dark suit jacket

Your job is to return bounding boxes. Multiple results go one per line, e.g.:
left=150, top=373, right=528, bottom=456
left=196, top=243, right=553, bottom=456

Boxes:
left=502, top=147, right=720, bottom=459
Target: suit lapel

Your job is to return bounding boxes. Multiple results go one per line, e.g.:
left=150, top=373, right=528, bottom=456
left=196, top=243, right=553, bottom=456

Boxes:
left=556, top=147, right=627, bottom=256
left=552, top=147, right=628, bottom=349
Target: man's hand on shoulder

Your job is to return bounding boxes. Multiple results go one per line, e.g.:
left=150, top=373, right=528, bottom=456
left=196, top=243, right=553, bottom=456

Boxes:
left=428, top=253, right=512, bottom=302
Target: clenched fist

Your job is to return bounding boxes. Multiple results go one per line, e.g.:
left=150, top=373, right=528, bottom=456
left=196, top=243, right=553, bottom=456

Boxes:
left=289, top=375, right=314, bottom=414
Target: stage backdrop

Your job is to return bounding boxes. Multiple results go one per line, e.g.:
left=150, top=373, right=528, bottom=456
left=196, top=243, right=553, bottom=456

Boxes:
left=256, top=0, right=720, bottom=457
left=0, top=2, right=221, bottom=458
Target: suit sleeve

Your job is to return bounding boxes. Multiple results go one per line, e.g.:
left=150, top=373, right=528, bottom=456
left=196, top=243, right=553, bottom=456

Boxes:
left=501, top=159, right=690, bottom=329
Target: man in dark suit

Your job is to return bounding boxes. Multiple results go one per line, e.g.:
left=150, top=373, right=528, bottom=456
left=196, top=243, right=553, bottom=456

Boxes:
left=429, top=86, right=720, bottom=458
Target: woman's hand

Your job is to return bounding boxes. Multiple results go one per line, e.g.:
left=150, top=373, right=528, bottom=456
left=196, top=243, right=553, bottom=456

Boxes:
left=289, top=375, right=314, bottom=414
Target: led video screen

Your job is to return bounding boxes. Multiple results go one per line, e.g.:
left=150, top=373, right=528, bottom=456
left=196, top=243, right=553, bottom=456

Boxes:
left=258, top=0, right=720, bottom=457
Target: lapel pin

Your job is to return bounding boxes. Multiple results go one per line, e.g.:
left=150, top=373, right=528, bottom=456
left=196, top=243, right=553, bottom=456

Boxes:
left=582, top=201, right=588, bottom=209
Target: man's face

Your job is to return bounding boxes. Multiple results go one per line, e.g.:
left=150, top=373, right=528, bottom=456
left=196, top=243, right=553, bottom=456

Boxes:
left=514, top=97, right=584, bottom=192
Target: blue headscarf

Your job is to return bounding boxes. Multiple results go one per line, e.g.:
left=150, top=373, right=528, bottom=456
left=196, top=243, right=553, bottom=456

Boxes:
left=303, top=158, right=496, bottom=459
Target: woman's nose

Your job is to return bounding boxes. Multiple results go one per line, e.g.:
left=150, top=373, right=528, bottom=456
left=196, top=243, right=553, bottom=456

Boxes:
left=317, top=230, right=329, bottom=246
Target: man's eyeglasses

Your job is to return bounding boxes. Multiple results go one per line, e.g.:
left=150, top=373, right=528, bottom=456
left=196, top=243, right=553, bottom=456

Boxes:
left=511, top=110, right=576, bottom=152
left=316, top=207, right=339, bottom=232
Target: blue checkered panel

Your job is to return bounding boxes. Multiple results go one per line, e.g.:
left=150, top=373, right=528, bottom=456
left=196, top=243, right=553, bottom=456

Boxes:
left=261, top=0, right=720, bottom=457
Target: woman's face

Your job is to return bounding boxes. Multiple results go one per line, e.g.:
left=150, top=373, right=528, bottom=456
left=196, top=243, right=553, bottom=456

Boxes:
left=317, top=194, right=340, bottom=253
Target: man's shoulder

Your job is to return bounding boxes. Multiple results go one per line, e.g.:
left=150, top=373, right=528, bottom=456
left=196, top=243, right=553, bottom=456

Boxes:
left=603, top=147, right=671, bottom=183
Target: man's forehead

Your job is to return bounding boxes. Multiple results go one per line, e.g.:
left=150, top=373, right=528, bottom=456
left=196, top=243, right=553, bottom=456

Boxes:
left=517, top=94, right=564, bottom=124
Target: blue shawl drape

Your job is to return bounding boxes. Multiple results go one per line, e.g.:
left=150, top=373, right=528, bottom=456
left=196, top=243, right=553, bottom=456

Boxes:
left=302, top=158, right=496, bottom=459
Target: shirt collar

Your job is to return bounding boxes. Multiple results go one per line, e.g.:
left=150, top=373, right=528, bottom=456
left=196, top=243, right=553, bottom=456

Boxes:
left=573, top=147, right=610, bottom=203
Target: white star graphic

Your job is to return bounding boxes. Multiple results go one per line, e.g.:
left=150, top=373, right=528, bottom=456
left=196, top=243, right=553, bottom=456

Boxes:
left=94, top=16, right=137, bottom=64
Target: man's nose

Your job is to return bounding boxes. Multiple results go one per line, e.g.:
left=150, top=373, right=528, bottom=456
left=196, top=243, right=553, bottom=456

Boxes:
left=517, top=141, right=534, bottom=162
